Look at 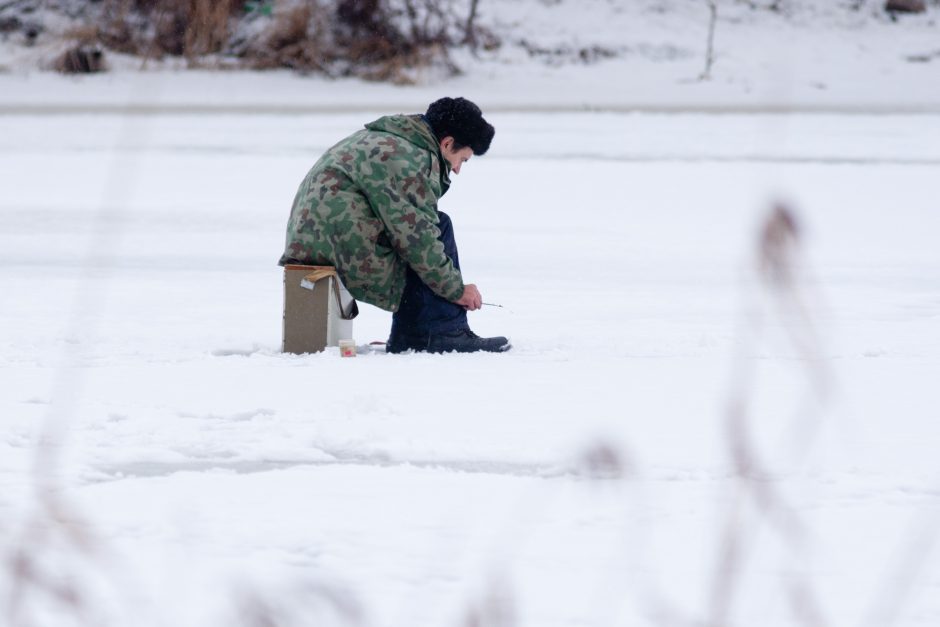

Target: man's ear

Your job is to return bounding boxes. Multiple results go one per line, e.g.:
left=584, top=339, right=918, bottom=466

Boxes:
left=440, top=136, right=454, bottom=152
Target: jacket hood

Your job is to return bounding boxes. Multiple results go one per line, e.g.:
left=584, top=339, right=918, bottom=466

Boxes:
left=365, top=115, right=451, bottom=190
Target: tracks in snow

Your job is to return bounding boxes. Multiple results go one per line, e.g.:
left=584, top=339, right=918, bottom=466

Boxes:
left=90, top=453, right=575, bottom=483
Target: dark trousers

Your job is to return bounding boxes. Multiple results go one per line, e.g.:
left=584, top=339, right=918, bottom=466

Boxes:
left=391, top=211, right=468, bottom=338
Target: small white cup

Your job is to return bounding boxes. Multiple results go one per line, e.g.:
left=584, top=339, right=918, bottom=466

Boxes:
left=338, top=339, right=356, bottom=358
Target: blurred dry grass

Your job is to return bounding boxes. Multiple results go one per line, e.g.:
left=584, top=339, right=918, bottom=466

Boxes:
left=4, top=494, right=114, bottom=627
left=708, top=205, right=832, bottom=627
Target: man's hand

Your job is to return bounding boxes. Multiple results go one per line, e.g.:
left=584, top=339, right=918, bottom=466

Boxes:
left=454, top=284, right=482, bottom=311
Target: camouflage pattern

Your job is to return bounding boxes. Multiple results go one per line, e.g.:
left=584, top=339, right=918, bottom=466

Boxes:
left=278, top=114, right=464, bottom=312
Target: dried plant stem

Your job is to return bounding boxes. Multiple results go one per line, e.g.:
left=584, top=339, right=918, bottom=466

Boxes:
left=708, top=206, right=832, bottom=627
left=700, top=0, right=718, bottom=81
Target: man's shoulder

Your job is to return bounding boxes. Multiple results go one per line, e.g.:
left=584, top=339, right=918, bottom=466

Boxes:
left=324, top=127, right=427, bottom=162
left=351, top=132, right=436, bottom=181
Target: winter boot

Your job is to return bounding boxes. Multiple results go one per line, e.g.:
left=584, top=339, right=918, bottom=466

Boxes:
left=387, top=328, right=511, bottom=354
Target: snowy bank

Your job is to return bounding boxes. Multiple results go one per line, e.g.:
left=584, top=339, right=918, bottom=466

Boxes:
left=1, top=0, right=939, bottom=112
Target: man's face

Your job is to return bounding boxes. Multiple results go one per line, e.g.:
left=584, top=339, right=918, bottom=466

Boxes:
left=440, top=137, right=474, bottom=175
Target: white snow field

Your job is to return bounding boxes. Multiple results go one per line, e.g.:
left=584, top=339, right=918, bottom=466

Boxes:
left=1, top=106, right=939, bottom=627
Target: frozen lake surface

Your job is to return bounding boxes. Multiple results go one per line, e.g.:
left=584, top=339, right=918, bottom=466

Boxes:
left=1, top=110, right=939, bottom=626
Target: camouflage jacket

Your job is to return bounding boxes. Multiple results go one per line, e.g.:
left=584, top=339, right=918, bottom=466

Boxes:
left=278, top=115, right=464, bottom=312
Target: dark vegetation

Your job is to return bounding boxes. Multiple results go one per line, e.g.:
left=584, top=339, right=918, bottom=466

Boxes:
left=0, top=0, right=495, bottom=82
left=1, top=0, right=936, bottom=79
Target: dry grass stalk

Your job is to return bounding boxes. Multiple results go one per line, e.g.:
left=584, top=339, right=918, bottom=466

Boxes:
left=184, top=0, right=238, bottom=60
left=708, top=204, right=831, bottom=627
left=247, top=4, right=332, bottom=75
left=699, top=0, right=718, bottom=80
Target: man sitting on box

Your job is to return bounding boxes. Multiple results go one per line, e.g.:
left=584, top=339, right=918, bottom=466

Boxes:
left=278, top=97, right=510, bottom=354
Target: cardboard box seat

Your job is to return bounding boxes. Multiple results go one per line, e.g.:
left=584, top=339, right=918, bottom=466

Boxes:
left=282, top=265, right=358, bottom=354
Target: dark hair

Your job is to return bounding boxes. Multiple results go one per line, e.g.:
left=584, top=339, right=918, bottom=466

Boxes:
left=424, top=97, right=495, bottom=156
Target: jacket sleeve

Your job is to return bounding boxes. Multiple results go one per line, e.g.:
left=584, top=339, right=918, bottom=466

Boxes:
left=361, top=152, right=465, bottom=302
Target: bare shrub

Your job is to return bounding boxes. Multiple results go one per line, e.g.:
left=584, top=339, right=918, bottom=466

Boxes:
left=184, top=0, right=238, bottom=57
left=244, top=3, right=329, bottom=74
left=331, top=0, right=463, bottom=82
left=239, top=0, right=470, bottom=83
left=91, top=0, right=239, bottom=63
left=94, top=0, right=137, bottom=56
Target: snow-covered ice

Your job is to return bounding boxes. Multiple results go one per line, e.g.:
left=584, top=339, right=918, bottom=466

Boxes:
left=2, top=103, right=939, bottom=626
